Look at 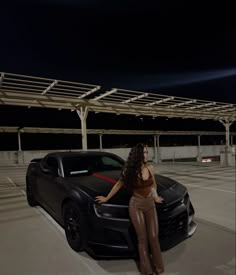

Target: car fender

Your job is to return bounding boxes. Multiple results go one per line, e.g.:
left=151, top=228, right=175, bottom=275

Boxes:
left=61, top=188, right=90, bottom=217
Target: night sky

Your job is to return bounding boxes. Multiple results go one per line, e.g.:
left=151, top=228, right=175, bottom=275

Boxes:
left=0, top=0, right=236, bottom=148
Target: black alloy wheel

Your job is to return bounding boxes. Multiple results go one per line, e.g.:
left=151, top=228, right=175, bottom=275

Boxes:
left=63, top=202, right=86, bottom=252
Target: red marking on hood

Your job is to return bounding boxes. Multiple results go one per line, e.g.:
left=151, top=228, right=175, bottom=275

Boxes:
left=92, top=173, right=117, bottom=184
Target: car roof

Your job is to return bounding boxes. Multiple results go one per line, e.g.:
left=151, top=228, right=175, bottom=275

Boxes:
left=46, top=151, right=119, bottom=158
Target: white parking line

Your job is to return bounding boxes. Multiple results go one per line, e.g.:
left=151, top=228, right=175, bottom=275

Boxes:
left=19, top=189, right=64, bottom=232
left=36, top=204, right=65, bottom=234
left=6, top=175, right=65, bottom=233
left=6, top=176, right=16, bottom=187
left=4, top=177, right=101, bottom=275
left=184, top=183, right=235, bottom=194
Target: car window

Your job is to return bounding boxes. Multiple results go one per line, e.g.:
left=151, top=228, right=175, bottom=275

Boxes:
left=45, top=156, right=60, bottom=176
left=63, top=156, right=90, bottom=177
left=101, top=156, right=123, bottom=170
left=62, top=155, right=124, bottom=177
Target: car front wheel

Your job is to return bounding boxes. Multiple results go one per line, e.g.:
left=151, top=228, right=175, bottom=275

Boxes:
left=63, top=202, right=87, bottom=252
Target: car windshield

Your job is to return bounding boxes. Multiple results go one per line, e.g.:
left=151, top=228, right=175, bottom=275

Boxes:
left=62, top=154, right=124, bottom=177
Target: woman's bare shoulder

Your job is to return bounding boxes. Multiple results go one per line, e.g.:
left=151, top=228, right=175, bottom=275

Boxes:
left=146, top=163, right=154, bottom=173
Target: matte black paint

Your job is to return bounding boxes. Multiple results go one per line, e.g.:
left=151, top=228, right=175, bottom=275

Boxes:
left=27, top=151, right=196, bottom=258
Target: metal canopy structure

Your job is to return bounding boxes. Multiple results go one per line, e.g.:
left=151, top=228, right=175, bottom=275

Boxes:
left=0, top=126, right=235, bottom=136
left=0, top=72, right=235, bottom=153
left=0, top=72, right=235, bottom=120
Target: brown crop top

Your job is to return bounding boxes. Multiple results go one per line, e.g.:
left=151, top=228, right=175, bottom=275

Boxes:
left=132, top=166, right=154, bottom=198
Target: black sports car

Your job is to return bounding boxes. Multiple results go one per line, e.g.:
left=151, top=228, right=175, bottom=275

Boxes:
left=26, top=151, right=197, bottom=259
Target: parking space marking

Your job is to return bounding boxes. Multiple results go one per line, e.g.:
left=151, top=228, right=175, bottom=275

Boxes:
left=6, top=176, right=16, bottom=187
left=183, top=183, right=235, bottom=194
left=5, top=174, right=65, bottom=234
left=19, top=190, right=65, bottom=235
left=2, top=178, right=99, bottom=275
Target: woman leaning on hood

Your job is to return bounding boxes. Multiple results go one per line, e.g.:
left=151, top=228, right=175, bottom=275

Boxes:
left=96, top=143, right=164, bottom=275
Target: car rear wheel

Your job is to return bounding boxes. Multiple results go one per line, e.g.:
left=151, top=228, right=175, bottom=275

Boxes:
left=63, top=202, right=87, bottom=252
left=26, top=178, right=37, bottom=207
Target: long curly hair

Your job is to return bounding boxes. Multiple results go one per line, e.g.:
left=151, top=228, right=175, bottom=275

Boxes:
left=120, top=143, right=146, bottom=189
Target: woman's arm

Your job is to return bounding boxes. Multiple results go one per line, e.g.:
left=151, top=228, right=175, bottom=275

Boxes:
left=95, top=179, right=124, bottom=203
left=147, top=164, right=164, bottom=203
left=148, top=164, right=157, bottom=190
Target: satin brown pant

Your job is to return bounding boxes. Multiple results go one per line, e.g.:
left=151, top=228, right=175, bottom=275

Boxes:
left=129, top=194, right=164, bottom=275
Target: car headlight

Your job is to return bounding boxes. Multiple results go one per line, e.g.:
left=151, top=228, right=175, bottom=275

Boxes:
left=183, top=193, right=189, bottom=205
left=93, top=204, right=129, bottom=220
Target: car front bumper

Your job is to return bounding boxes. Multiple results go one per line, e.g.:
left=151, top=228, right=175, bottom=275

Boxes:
left=87, top=194, right=197, bottom=259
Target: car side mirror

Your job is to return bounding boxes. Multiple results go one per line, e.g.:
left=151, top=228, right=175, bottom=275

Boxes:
left=41, top=166, right=52, bottom=174
left=40, top=162, right=58, bottom=176
left=46, top=167, right=59, bottom=177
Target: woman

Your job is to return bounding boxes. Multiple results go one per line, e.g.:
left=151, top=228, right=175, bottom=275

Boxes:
left=96, top=143, right=164, bottom=275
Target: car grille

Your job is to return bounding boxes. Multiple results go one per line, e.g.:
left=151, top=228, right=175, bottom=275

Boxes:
left=157, top=193, right=189, bottom=214
left=159, top=211, right=188, bottom=239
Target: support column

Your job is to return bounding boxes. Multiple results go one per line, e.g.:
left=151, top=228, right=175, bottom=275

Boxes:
left=153, top=135, right=160, bottom=163
left=230, top=135, right=233, bottom=146
left=219, top=120, right=233, bottom=166
left=76, top=107, right=88, bottom=151
left=99, top=134, right=103, bottom=151
left=17, top=128, right=23, bottom=164
left=197, top=135, right=202, bottom=162
left=153, top=135, right=157, bottom=163
left=18, top=129, right=22, bottom=152
left=157, top=135, right=161, bottom=163
left=225, top=122, right=230, bottom=148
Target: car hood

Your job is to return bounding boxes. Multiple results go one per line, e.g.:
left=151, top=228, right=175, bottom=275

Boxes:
left=69, top=170, right=187, bottom=206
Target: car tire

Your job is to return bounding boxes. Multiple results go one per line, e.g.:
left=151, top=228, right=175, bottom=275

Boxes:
left=26, top=177, right=37, bottom=207
left=63, top=202, right=87, bottom=252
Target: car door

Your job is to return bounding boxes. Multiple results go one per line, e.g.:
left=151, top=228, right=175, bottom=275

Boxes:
left=37, top=156, right=63, bottom=213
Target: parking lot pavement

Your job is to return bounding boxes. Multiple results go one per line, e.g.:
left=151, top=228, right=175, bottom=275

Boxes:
left=155, top=162, right=236, bottom=231
left=0, top=163, right=235, bottom=275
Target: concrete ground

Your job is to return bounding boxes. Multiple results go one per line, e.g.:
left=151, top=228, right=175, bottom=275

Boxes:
left=0, top=162, right=235, bottom=275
